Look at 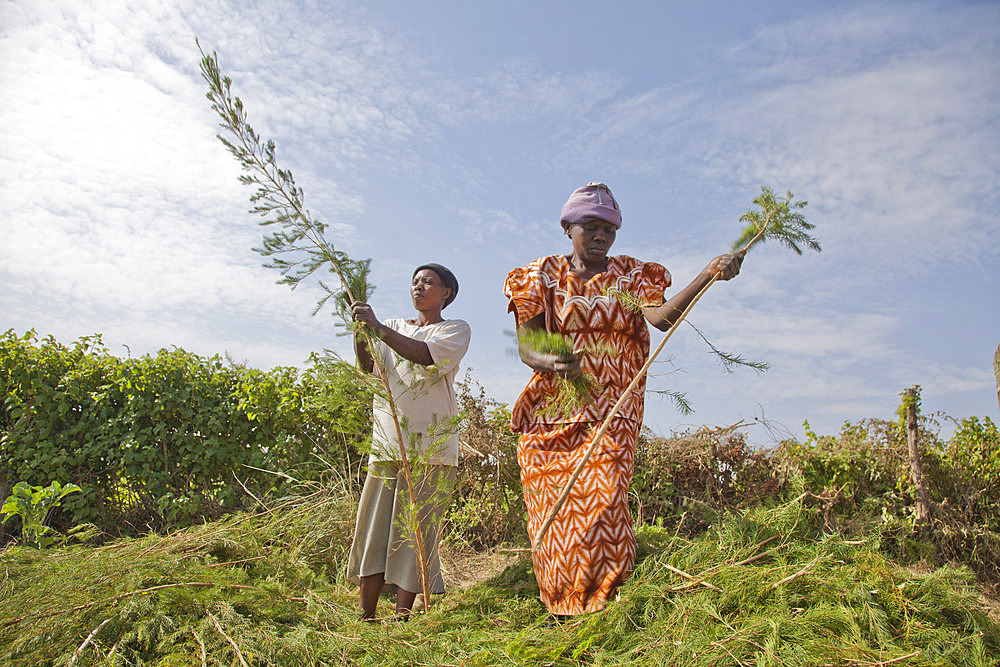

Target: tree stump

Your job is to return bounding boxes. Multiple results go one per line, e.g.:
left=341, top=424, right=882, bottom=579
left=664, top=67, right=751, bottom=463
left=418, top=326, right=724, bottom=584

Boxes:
left=905, top=387, right=930, bottom=524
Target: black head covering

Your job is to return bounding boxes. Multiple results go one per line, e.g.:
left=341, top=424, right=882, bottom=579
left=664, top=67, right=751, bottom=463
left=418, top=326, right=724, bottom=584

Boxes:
left=413, top=263, right=459, bottom=308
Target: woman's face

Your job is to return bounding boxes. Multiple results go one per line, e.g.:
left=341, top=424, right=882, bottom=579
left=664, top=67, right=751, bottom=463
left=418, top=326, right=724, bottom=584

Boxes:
left=411, top=269, right=451, bottom=311
left=564, top=217, right=617, bottom=263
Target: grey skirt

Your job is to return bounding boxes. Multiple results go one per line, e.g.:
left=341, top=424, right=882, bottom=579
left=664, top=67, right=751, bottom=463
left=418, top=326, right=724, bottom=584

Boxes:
left=347, top=462, right=457, bottom=594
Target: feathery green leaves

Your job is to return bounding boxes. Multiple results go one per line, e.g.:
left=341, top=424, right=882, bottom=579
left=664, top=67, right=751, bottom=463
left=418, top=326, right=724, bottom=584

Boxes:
left=603, top=286, right=648, bottom=314
left=197, top=41, right=370, bottom=315
left=685, top=321, right=770, bottom=374
left=646, top=387, right=694, bottom=416
left=732, top=186, right=820, bottom=255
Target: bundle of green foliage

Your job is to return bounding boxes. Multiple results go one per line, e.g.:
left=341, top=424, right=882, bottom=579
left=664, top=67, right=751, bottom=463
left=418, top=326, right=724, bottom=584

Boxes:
left=0, top=330, right=371, bottom=537
left=514, top=328, right=604, bottom=420
left=2, top=491, right=996, bottom=665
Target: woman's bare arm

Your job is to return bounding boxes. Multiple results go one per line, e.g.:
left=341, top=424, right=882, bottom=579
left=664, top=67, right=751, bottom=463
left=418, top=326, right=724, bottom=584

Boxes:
left=352, top=302, right=434, bottom=367
left=643, top=252, right=744, bottom=332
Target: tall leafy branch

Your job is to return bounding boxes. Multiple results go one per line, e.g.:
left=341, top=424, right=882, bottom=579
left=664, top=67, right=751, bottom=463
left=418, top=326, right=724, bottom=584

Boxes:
left=197, top=42, right=434, bottom=611
left=532, top=186, right=821, bottom=550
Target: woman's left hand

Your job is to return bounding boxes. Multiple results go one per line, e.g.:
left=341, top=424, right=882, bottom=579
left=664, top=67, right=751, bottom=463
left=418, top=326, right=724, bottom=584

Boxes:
left=709, top=250, right=745, bottom=281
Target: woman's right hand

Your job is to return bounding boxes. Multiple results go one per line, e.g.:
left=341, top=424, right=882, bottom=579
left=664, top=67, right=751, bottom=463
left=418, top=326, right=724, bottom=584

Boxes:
left=552, top=352, right=581, bottom=379
left=517, top=337, right=581, bottom=378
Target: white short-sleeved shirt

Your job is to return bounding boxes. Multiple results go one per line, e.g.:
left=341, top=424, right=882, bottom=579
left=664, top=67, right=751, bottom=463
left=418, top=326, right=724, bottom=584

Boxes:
left=369, top=318, right=471, bottom=466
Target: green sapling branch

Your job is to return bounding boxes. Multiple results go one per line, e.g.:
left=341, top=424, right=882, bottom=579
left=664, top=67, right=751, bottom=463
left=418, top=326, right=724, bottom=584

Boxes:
left=198, top=42, right=434, bottom=611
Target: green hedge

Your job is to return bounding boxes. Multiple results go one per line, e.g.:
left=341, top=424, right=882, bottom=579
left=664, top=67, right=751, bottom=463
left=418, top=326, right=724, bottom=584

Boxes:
left=0, top=330, right=371, bottom=536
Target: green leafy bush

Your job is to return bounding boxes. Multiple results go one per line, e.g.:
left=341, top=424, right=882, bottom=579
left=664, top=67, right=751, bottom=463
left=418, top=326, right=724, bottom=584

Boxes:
left=940, top=416, right=1000, bottom=530
left=1, top=480, right=81, bottom=548
left=0, top=330, right=371, bottom=537
left=631, top=425, right=777, bottom=532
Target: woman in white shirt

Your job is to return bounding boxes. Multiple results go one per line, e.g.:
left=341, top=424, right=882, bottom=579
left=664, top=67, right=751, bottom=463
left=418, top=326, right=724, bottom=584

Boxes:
left=346, top=263, right=471, bottom=621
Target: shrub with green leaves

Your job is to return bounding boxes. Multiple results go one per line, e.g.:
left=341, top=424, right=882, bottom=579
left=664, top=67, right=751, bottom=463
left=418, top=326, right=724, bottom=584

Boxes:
left=446, top=376, right=525, bottom=548
left=632, top=425, right=778, bottom=532
left=1, top=480, right=81, bottom=548
left=941, top=416, right=1000, bottom=530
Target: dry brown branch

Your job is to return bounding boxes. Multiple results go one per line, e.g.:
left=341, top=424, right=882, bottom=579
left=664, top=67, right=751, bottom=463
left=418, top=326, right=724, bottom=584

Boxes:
left=320, top=621, right=364, bottom=640
left=208, top=555, right=268, bottom=568
left=191, top=628, right=207, bottom=667
left=845, top=651, right=921, bottom=666
left=673, top=537, right=787, bottom=591
left=905, top=387, right=931, bottom=524
left=459, top=439, right=486, bottom=458
left=208, top=611, right=249, bottom=667
left=767, top=554, right=823, bottom=591
left=232, top=472, right=266, bottom=508
left=67, top=618, right=109, bottom=667
left=664, top=563, right=722, bottom=591
left=711, top=639, right=750, bottom=667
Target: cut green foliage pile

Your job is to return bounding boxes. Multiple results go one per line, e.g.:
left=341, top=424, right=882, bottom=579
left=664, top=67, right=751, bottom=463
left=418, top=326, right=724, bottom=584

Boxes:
left=2, top=494, right=996, bottom=666
left=1, top=485, right=359, bottom=665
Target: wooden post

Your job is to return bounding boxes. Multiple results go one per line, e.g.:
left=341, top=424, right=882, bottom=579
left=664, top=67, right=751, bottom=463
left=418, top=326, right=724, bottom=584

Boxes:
left=993, top=343, right=999, bottom=414
left=904, top=387, right=930, bottom=524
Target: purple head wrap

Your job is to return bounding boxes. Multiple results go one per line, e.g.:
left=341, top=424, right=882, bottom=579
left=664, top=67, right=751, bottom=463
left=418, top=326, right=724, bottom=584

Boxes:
left=560, top=182, right=622, bottom=229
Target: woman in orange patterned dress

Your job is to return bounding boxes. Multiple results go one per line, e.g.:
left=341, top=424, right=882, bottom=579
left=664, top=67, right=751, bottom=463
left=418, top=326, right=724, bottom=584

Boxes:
left=504, top=182, right=743, bottom=616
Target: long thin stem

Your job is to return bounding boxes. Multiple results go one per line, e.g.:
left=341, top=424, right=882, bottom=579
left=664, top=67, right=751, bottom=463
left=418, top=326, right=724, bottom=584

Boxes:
left=208, top=612, right=250, bottom=667
left=198, top=44, right=432, bottom=609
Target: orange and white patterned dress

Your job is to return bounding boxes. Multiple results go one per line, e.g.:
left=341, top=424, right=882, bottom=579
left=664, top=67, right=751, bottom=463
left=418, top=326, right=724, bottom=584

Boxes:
left=504, top=254, right=670, bottom=615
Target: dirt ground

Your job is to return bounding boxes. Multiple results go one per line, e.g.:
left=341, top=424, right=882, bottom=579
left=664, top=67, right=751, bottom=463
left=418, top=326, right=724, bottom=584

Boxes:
left=438, top=542, right=527, bottom=591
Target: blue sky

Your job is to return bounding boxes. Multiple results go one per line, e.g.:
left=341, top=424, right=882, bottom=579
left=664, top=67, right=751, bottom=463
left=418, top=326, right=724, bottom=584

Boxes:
left=2, top=0, right=998, bottom=446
